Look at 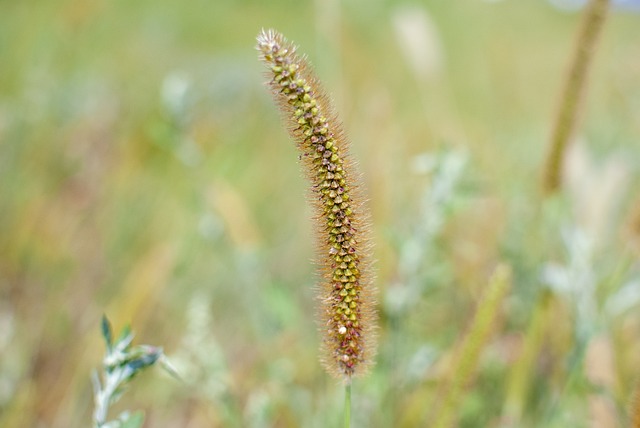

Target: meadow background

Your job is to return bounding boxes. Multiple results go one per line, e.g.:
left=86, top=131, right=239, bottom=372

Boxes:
left=1, top=0, right=640, bottom=426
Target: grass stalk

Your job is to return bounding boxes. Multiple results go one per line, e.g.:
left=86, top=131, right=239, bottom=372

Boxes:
left=542, top=0, right=610, bottom=195
left=501, top=290, right=552, bottom=426
left=344, top=381, right=352, bottom=428
left=431, top=265, right=511, bottom=428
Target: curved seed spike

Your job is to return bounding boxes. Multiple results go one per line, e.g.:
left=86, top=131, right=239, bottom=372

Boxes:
left=257, top=29, right=377, bottom=380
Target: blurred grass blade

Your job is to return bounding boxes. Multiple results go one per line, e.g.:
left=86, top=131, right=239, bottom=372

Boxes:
left=101, top=315, right=113, bottom=352
left=431, top=265, right=511, bottom=428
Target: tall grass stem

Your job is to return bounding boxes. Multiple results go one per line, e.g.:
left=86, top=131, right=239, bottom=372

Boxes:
left=344, top=382, right=351, bottom=428
left=431, top=265, right=511, bottom=428
left=542, top=0, right=610, bottom=195
left=501, top=290, right=551, bottom=426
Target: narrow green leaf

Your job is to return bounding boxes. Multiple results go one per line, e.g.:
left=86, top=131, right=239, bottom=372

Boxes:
left=126, top=352, right=161, bottom=372
left=101, top=315, right=113, bottom=351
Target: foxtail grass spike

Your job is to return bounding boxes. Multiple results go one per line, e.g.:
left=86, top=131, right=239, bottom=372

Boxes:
left=256, top=29, right=377, bottom=379
left=542, top=0, right=610, bottom=195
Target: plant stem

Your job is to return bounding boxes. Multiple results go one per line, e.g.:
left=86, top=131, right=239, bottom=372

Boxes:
left=432, top=265, right=511, bottom=428
left=501, top=290, right=552, bottom=426
left=344, top=381, right=352, bottom=428
left=542, top=0, right=610, bottom=195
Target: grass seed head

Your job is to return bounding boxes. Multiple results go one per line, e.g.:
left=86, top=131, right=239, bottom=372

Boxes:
left=257, top=29, right=377, bottom=380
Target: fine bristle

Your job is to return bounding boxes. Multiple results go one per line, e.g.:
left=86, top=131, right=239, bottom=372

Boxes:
left=256, top=29, right=377, bottom=379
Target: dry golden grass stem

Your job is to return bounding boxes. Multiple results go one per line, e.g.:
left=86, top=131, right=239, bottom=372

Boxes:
left=256, top=29, right=376, bottom=380
left=542, top=0, right=610, bottom=195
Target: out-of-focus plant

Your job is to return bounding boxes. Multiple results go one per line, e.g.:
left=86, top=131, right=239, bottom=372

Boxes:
left=385, top=148, right=469, bottom=317
left=542, top=0, right=610, bottom=194
left=170, top=292, right=242, bottom=426
left=431, top=265, right=512, bottom=428
left=92, top=316, right=176, bottom=428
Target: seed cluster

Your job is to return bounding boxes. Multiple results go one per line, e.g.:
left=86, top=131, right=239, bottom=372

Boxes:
left=257, top=30, right=375, bottom=379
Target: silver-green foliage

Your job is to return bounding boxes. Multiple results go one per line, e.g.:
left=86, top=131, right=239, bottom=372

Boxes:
left=92, top=316, right=173, bottom=428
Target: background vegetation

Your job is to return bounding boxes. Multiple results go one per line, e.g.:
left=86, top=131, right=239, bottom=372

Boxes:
left=1, top=0, right=639, bottom=426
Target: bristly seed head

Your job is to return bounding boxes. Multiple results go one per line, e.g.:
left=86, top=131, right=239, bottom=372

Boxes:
left=256, top=29, right=377, bottom=380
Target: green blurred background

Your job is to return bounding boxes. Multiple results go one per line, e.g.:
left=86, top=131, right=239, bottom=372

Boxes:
left=1, top=0, right=639, bottom=426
